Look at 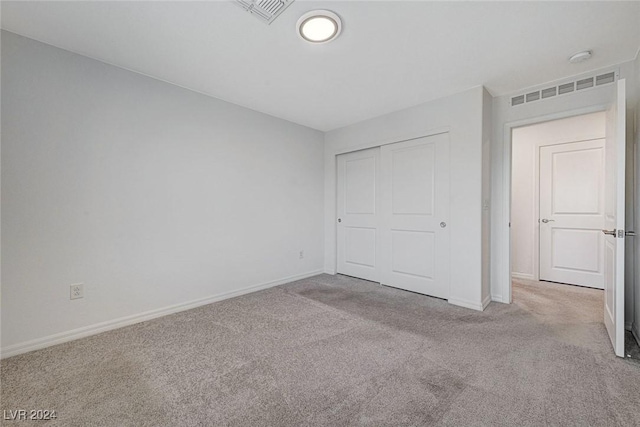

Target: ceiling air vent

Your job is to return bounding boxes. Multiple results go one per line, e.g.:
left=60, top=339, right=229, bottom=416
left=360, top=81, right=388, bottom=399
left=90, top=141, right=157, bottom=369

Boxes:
left=526, top=91, right=540, bottom=102
left=541, top=87, right=557, bottom=99
left=511, top=70, right=617, bottom=107
left=596, top=72, right=615, bottom=86
left=235, top=0, right=294, bottom=24
left=576, top=77, right=594, bottom=90
left=511, top=95, right=525, bottom=106
left=558, top=82, right=575, bottom=95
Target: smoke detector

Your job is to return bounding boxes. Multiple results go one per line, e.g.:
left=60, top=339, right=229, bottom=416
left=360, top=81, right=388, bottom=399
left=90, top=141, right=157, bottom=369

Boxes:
left=235, top=0, right=294, bottom=25
left=569, top=50, right=592, bottom=63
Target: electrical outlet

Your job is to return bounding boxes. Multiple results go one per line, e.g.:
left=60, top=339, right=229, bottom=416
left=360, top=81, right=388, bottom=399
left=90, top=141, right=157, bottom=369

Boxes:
left=299, top=250, right=304, bottom=259
left=70, top=283, right=84, bottom=300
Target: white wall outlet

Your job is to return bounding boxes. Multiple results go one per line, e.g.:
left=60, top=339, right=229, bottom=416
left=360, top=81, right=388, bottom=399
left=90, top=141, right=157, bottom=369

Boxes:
left=70, top=283, right=84, bottom=300
left=299, top=250, right=304, bottom=259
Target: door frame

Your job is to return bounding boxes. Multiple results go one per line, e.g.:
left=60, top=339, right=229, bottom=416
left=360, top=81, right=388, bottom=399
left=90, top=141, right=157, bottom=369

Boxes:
left=501, top=105, right=608, bottom=303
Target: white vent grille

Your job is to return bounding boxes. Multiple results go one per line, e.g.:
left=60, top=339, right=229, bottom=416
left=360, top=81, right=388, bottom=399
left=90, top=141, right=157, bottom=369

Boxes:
left=541, top=87, right=556, bottom=99
left=511, top=71, right=617, bottom=107
left=234, top=0, right=294, bottom=24
left=576, top=77, right=594, bottom=90
left=596, top=73, right=615, bottom=85
left=511, top=95, right=525, bottom=106
left=526, top=91, right=540, bottom=102
left=558, top=82, right=574, bottom=95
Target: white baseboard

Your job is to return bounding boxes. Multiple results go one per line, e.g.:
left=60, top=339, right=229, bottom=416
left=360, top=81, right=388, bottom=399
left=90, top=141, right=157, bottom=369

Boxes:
left=1, top=270, right=323, bottom=359
left=491, top=294, right=505, bottom=304
left=448, top=297, right=485, bottom=312
left=511, top=272, right=534, bottom=280
left=481, top=295, right=492, bottom=310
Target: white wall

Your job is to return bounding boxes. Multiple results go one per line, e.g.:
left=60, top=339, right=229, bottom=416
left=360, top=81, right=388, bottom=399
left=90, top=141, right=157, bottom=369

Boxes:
left=324, top=87, right=489, bottom=310
left=490, top=60, right=638, bottom=329
left=510, top=132, right=535, bottom=280
left=511, top=112, right=606, bottom=280
left=1, top=31, right=325, bottom=356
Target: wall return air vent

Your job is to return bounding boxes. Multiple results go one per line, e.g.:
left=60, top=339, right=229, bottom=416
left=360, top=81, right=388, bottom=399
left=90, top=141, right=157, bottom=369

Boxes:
left=235, top=0, right=294, bottom=24
left=511, top=71, right=616, bottom=107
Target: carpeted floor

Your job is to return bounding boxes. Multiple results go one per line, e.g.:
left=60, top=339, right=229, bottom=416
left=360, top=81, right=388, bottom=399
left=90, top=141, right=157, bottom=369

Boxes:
left=2, top=274, right=640, bottom=426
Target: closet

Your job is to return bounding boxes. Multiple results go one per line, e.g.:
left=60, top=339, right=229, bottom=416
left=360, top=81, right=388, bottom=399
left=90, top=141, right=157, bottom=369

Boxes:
left=336, top=133, right=450, bottom=298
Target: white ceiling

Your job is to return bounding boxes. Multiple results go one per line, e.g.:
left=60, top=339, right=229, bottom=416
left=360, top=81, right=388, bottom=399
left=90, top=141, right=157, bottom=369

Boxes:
left=2, top=1, right=639, bottom=131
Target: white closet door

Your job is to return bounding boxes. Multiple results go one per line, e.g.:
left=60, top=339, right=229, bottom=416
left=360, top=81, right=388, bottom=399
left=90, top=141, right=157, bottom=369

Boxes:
left=379, top=134, right=450, bottom=299
left=539, top=139, right=605, bottom=288
left=336, top=148, right=380, bottom=282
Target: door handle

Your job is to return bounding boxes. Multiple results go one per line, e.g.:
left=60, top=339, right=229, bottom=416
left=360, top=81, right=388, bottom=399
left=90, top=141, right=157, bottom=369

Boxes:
left=626, top=231, right=636, bottom=237
left=602, top=229, right=617, bottom=236
left=540, top=218, right=555, bottom=223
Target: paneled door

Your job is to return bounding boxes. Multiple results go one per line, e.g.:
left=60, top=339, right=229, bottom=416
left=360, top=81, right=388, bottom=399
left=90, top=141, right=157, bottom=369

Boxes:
left=539, top=139, right=605, bottom=288
left=336, top=147, right=380, bottom=282
left=603, top=79, right=626, bottom=357
left=378, top=134, right=450, bottom=299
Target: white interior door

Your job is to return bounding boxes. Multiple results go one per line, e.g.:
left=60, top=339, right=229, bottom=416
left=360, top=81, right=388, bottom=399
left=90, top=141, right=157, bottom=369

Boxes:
left=336, top=148, right=380, bottom=282
left=379, top=134, right=450, bottom=299
left=539, top=139, right=605, bottom=288
left=603, top=79, right=626, bottom=357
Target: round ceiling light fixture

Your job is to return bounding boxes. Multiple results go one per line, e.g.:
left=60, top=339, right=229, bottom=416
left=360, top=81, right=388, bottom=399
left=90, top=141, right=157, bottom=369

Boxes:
left=569, top=50, right=592, bottom=63
left=297, top=10, right=342, bottom=44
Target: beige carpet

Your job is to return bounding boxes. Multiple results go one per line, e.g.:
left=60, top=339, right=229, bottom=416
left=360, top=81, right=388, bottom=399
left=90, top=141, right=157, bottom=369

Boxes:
left=2, top=274, right=640, bottom=426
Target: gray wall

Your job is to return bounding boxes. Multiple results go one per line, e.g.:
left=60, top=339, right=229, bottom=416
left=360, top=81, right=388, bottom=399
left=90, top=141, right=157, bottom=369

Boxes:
left=1, top=31, right=325, bottom=355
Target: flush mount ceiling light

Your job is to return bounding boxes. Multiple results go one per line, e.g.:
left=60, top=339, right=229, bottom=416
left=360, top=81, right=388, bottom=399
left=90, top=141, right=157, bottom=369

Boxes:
left=569, top=50, right=592, bottom=63
left=297, top=10, right=342, bottom=44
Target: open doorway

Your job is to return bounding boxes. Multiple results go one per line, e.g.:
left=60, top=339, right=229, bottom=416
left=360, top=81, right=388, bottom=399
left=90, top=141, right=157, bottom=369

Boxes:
left=511, top=111, right=606, bottom=289
left=503, top=79, right=628, bottom=358
left=509, top=112, right=609, bottom=348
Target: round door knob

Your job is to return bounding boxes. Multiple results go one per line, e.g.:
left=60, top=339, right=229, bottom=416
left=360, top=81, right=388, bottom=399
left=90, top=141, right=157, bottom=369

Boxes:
left=440, top=222, right=446, bottom=228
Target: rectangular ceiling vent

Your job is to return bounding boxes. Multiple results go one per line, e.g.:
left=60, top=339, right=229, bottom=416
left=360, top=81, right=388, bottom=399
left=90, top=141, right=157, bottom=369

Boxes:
left=235, top=0, right=294, bottom=24
left=511, top=71, right=617, bottom=107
